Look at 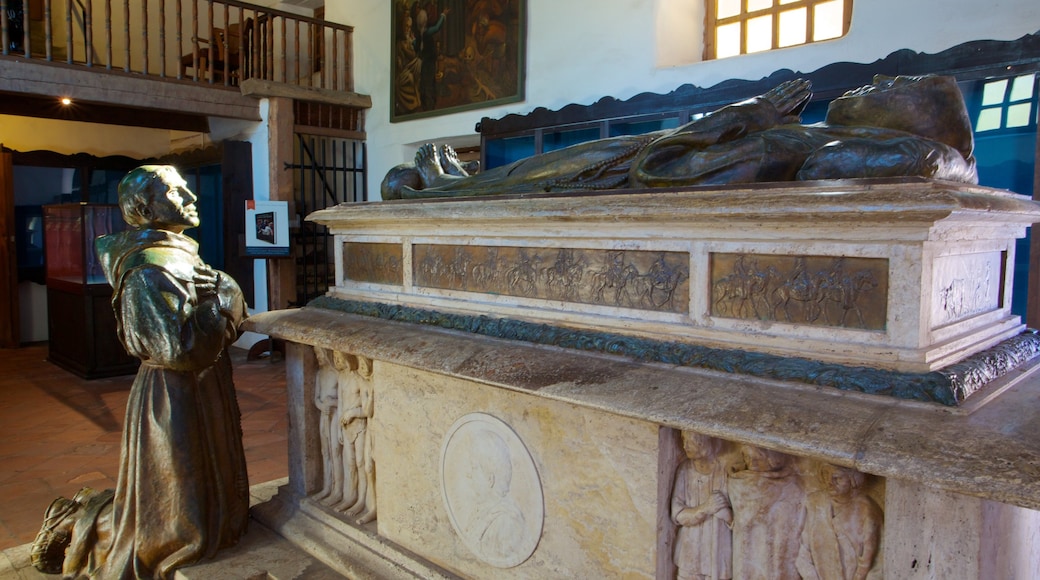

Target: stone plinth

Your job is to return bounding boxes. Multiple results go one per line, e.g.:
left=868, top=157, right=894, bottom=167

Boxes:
left=245, top=307, right=1040, bottom=579
left=244, top=181, right=1040, bottom=579
left=308, top=179, right=1040, bottom=374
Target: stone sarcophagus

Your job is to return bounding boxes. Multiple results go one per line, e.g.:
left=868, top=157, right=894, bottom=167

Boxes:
left=245, top=179, right=1040, bottom=579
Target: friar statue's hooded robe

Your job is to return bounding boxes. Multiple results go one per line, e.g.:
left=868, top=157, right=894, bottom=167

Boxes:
left=54, top=227, right=249, bottom=580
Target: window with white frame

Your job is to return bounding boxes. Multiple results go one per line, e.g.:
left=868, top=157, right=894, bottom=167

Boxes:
left=975, top=74, right=1038, bottom=133
left=705, top=0, right=852, bottom=60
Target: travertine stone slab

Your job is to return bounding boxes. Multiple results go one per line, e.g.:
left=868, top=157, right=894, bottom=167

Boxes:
left=246, top=308, right=1040, bottom=512
left=374, top=361, right=659, bottom=578
left=308, top=179, right=1040, bottom=372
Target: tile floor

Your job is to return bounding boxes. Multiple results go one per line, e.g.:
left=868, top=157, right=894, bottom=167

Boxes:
left=0, top=344, right=288, bottom=551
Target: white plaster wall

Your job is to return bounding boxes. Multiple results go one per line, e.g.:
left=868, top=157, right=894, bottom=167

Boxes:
left=326, top=0, right=1040, bottom=198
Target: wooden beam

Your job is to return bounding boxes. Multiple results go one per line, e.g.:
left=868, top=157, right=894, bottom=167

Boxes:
left=0, top=58, right=261, bottom=122
left=241, top=78, right=372, bottom=109
left=0, top=91, right=210, bottom=132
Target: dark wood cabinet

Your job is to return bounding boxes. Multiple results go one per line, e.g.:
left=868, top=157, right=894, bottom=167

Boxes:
left=44, top=203, right=137, bottom=379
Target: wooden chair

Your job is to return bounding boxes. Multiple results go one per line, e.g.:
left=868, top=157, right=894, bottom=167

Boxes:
left=180, top=22, right=247, bottom=84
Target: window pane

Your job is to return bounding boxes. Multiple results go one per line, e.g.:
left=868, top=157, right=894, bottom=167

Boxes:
left=746, top=15, right=773, bottom=53
left=1005, top=103, right=1033, bottom=128
left=543, top=127, right=601, bottom=153
left=779, top=0, right=800, bottom=4
left=1009, top=74, right=1036, bottom=103
left=609, top=117, right=681, bottom=137
left=716, top=22, right=742, bottom=58
left=975, top=108, right=1003, bottom=132
left=812, top=0, right=844, bottom=41
left=747, top=0, right=773, bottom=13
left=981, top=79, right=1008, bottom=106
left=778, top=7, right=807, bottom=47
left=485, top=135, right=535, bottom=170
left=717, top=0, right=741, bottom=19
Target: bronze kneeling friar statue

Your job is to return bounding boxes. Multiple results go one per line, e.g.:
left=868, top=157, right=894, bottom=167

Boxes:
left=32, top=166, right=249, bottom=579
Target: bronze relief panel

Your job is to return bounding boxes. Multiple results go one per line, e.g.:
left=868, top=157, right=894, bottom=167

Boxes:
left=413, top=244, right=690, bottom=314
left=710, top=253, right=888, bottom=330
left=343, top=242, right=405, bottom=286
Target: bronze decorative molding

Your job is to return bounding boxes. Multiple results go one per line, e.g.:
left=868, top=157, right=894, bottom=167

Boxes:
left=307, top=296, right=1040, bottom=406
left=344, top=242, right=405, bottom=286
left=710, top=254, right=888, bottom=330
left=413, top=245, right=690, bottom=313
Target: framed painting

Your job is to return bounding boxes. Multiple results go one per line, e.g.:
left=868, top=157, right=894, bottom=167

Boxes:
left=391, top=0, right=526, bottom=122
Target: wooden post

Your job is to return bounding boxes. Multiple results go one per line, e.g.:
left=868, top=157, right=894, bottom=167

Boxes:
left=1026, top=121, right=1040, bottom=329
left=266, top=96, right=296, bottom=311
left=0, top=149, right=19, bottom=348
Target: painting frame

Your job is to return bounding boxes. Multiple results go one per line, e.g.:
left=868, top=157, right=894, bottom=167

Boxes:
left=391, top=0, right=526, bottom=122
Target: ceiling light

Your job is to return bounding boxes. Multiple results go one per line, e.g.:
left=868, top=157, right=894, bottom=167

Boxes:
left=60, top=97, right=72, bottom=105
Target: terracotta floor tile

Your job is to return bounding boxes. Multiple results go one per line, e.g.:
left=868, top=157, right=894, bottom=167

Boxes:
left=0, top=344, right=288, bottom=550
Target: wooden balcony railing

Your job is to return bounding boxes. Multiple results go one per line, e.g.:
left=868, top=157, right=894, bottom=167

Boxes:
left=0, top=0, right=353, bottom=92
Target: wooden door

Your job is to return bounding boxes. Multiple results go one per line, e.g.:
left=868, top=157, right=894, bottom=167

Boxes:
left=0, top=150, right=19, bottom=347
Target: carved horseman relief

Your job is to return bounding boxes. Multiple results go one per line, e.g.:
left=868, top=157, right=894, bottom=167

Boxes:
left=312, top=347, right=377, bottom=525
left=412, top=244, right=691, bottom=314
left=932, top=252, right=1003, bottom=327
left=710, top=254, right=888, bottom=330
left=669, top=432, right=883, bottom=580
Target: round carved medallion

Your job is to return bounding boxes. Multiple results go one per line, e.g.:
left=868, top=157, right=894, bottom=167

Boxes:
left=440, top=413, right=544, bottom=568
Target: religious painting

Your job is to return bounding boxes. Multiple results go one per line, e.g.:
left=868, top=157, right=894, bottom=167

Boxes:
left=391, top=0, right=526, bottom=122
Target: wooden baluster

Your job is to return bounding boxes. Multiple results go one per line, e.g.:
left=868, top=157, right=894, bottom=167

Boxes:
left=45, top=0, right=53, bottom=61
left=104, top=0, right=110, bottom=68
left=1, top=0, right=7, bottom=57
left=222, top=1, right=229, bottom=85
left=266, top=13, right=273, bottom=80
left=279, top=14, right=285, bottom=83
left=158, top=0, right=165, bottom=76
left=66, top=0, right=72, bottom=63
left=236, top=5, right=245, bottom=82
left=293, top=19, right=299, bottom=85
left=206, top=0, right=213, bottom=83
left=190, top=0, right=198, bottom=80
left=347, top=29, right=354, bottom=91
left=84, top=0, right=92, bottom=66
left=141, top=0, right=147, bottom=73
left=122, top=0, right=129, bottom=71
left=331, top=29, right=337, bottom=92
left=175, top=0, right=181, bottom=78
left=251, top=11, right=260, bottom=82
left=21, top=0, right=29, bottom=57
left=317, top=22, right=324, bottom=89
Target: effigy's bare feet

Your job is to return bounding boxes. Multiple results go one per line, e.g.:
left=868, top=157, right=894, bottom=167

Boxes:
left=763, top=78, right=812, bottom=121
left=439, top=145, right=470, bottom=177
left=415, top=143, right=446, bottom=188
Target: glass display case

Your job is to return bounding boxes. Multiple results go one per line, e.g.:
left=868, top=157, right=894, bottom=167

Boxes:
left=43, top=203, right=138, bottom=378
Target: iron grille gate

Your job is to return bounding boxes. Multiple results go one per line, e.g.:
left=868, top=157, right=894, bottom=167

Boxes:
left=287, top=133, right=367, bottom=306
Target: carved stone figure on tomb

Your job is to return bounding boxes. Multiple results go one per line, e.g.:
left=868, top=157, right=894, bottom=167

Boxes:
left=313, top=347, right=345, bottom=506
left=340, top=356, right=376, bottom=524
left=671, top=431, right=733, bottom=580
left=330, top=351, right=362, bottom=512
left=727, top=445, right=805, bottom=580
left=31, top=166, right=249, bottom=578
left=383, top=75, right=976, bottom=200
left=796, top=464, right=883, bottom=580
